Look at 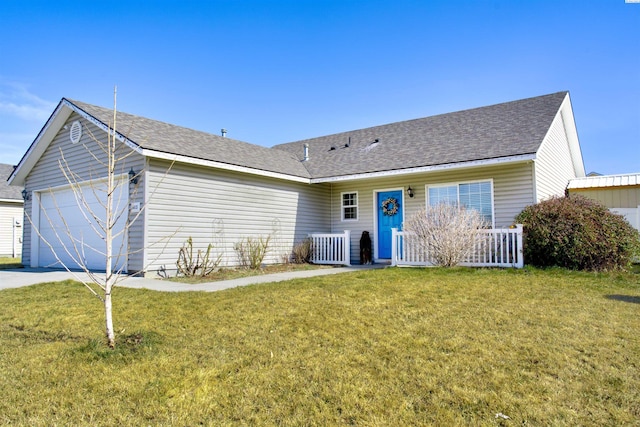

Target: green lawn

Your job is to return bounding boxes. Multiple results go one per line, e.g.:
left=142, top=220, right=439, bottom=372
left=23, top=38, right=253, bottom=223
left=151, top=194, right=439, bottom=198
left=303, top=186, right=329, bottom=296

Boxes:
left=1, top=267, right=639, bottom=426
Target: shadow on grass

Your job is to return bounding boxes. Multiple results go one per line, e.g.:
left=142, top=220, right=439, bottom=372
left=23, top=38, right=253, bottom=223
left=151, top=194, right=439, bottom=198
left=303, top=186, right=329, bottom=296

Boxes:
left=606, top=295, right=640, bottom=304
left=6, top=323, right=84, bottom=343
left=73, top=331, right=163, bottom=360
left=0, top=263, right=23, bottom=270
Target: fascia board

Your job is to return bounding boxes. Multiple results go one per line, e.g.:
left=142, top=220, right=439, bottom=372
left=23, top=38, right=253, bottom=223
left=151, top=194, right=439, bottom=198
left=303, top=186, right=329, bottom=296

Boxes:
left=61, top=99, right=143, bottom=155
left=534, top=93, right=585, bottom=180
left=310, top=154, right=537, bottom=183
left=8, top=98, right=143, bottom=187
left=8, top=100, right=72, bottom=186
left=66, top=100, right=309, bottom=184
left=141, top=149, right=312, bottom=184
left=559, top=94, right=586, bottom=177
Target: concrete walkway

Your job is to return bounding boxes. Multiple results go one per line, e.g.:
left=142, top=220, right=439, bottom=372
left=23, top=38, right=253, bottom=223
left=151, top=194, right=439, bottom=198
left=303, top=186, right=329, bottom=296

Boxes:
left=0, top=264, right=387, bottom=292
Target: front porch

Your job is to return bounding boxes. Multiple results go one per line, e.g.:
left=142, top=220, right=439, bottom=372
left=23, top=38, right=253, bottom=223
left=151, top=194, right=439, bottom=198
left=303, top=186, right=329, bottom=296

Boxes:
left=310, top=226, right=524, bottom=268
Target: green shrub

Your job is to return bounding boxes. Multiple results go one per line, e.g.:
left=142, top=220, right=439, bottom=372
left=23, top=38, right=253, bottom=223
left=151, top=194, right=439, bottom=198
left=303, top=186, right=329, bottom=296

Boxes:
left=515, top=195, right=640, bottom=271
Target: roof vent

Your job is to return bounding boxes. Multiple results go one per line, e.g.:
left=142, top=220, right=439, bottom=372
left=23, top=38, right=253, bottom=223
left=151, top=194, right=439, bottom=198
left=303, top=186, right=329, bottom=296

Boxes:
left=303, top=143, right=309, bottom=161
left=362, top=138, right=380, bottom=152
left=69, top=120, right=82, bottom=144
left=221, top=128, right=227, bottom=138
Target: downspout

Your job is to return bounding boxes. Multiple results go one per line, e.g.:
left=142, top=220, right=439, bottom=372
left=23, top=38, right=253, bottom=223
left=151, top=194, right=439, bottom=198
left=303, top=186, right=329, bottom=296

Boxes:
left=12, top=218, right=16, bottom=258
left=531, top=159, right=538, bottom=204
left=330, top=184, right=333, bottom=233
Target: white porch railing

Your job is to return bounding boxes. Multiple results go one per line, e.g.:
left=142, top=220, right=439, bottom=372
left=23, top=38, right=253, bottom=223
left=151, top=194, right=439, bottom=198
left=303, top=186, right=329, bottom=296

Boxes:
left=308, top=230, right=351, bottom=266
left=391, top=225, right=524, bottom=268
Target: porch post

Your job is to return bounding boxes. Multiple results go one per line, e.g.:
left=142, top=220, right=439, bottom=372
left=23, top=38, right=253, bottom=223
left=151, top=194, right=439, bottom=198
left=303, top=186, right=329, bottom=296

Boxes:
left=343, top=230, right=351, bottom=266
left=515, top=224, right=524, bottom=268
left=391, top=228, right=398, bottom=266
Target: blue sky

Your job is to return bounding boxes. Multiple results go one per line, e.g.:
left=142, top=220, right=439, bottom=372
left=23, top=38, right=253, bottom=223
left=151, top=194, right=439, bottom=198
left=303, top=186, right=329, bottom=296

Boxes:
left=1, top=0, right=638, bottom=175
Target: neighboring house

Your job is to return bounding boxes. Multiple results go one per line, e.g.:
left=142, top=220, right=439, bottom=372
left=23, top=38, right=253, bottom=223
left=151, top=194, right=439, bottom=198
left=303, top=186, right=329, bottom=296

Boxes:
left=8, top=91, right=585, bottom=275
left=0, top=163, right=24, bottom=258
left=568, top=173, right=640, bottom=230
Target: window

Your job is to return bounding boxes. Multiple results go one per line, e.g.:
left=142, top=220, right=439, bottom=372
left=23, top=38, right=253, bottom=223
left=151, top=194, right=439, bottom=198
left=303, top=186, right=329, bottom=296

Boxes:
left=342, top=192, right=358, bottom=221
left=427, top=180, right=493, bottom=225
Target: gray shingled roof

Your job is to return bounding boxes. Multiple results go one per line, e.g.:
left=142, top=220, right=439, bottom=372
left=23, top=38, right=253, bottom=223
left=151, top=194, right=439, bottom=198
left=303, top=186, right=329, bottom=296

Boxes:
left=67, top=100, right=311, bottom=179
left=66, top=92, right=567, bottom=181
left=1, top=163, right=23, bottom=201
left=274, top=92, right=568, bottom=179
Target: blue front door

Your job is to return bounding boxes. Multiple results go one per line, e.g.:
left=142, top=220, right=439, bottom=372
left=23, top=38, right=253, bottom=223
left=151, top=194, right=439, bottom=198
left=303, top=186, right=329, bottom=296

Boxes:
left=377, top=190, right=403, bottom=259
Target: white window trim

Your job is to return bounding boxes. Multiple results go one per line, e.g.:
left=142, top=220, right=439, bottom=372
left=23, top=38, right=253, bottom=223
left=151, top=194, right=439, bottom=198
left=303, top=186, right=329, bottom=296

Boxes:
left=425, top=179, right=495, bottom=228
left=341, top=191, right=359, bottom=222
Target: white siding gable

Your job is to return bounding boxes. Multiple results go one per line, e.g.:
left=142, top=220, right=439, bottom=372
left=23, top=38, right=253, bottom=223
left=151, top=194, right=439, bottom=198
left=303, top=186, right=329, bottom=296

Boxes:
left=21, top=112, right=146, bottom=270
left=534, top=96, right=585, bottom=202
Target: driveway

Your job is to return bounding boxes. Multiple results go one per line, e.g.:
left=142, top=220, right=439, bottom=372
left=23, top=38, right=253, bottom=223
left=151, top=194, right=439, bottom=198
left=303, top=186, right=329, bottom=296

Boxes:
left=0, top=265, right=386, bottom=292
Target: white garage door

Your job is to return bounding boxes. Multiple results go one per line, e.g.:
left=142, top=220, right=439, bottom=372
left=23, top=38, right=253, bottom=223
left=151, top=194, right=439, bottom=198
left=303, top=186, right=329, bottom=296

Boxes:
left=38, top=179, right=128, bottom=272
left=611, top=207, right=640, bottom=231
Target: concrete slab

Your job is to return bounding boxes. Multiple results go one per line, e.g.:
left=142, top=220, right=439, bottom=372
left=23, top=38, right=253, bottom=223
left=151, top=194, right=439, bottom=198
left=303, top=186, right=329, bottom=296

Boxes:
left=0, top=265, right=387, bottom=292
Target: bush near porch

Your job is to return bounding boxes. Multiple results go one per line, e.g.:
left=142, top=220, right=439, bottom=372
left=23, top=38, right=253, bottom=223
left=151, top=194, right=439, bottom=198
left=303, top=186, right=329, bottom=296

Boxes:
left=516, top=195, right=640, bottom=271
left=1, top=267, right=639, bottom=425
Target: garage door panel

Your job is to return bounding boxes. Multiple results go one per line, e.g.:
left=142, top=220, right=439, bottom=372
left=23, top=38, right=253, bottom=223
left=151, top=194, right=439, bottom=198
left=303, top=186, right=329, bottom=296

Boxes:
left=611, top=207, right=640, bottom=231
left=38, top=180, right=128, bottom=272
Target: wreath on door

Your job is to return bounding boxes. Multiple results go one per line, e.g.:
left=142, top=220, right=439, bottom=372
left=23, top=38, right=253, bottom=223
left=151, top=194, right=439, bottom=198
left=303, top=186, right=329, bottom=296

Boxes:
left=381, top=197, right=399, bottom=216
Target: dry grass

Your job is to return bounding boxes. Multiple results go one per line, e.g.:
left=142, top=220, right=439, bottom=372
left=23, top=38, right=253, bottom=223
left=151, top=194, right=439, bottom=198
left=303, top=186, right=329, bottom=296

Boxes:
left=1, top=267, right=639, bottom=426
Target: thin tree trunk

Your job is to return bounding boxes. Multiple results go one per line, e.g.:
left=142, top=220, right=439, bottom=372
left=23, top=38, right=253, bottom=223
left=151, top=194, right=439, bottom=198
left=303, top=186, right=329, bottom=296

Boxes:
left=105, top=287, right=115, bottom=347
left=104, top=87, right=117, bottom=348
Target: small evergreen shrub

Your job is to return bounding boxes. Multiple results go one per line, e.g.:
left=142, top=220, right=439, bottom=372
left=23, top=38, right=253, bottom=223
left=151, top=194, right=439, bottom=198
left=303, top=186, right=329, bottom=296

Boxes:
left=515, top=195, right=640, bottom=271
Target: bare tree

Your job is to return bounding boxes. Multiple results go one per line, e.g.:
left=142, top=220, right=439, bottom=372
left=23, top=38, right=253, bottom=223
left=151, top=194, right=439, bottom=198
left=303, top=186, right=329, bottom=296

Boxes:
left=404, top=203, right=487, bottom=267
left=29, top=87, right=172, bottom=348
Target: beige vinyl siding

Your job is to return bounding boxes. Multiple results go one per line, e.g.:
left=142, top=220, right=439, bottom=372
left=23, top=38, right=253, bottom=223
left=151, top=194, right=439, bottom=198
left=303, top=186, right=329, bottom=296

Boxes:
left=126, top=158, right=146, bottom=272
left=144, top=159, right=330, bottom=276
left=21, top=201, right=32, bottom=266
left=0, top=202, right=23, bottom=257
left=22, top=112, right=146, bottom=269
left=534, top=112, right=578, bottom=202
left=569, top=187, right=640, bottom=209
left=569, top=186, right=640, bottom=231
left=329, top=162, right=535, bottom=263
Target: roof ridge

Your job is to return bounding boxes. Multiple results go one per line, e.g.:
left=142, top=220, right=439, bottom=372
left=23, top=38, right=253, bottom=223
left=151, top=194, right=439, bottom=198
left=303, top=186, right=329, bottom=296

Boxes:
left=65, top=98, right=247, bottom=145
left=274, top=91, right=569, bottom=147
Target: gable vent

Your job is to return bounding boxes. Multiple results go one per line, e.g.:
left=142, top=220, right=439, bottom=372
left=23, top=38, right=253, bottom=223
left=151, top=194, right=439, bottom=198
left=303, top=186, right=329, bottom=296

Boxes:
left=69, top=120, right=82, bottom=144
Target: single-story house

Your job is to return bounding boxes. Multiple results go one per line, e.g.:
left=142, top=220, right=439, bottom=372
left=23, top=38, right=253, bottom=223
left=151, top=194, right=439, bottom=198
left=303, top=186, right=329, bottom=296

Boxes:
left=8, top=91, right=585, bottom=275
left=568, top=173, right=640, bottom=230
left=0, top=163, right=24, bottom=258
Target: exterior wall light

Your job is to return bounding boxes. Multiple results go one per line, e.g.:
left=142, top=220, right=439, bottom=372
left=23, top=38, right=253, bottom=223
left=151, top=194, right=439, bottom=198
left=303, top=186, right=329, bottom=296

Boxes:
left=407, top=186, right=414, bottom=198
left=128, top=168, right=139, bottom=185
left=22, top=189, right=30, bottom=201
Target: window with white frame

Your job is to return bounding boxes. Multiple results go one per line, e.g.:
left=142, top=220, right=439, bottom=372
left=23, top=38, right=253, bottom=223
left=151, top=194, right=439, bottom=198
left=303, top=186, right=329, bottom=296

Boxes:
left=427, top=180, right=493, bottom=225
left=341, top=192, right=358, bottom=221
